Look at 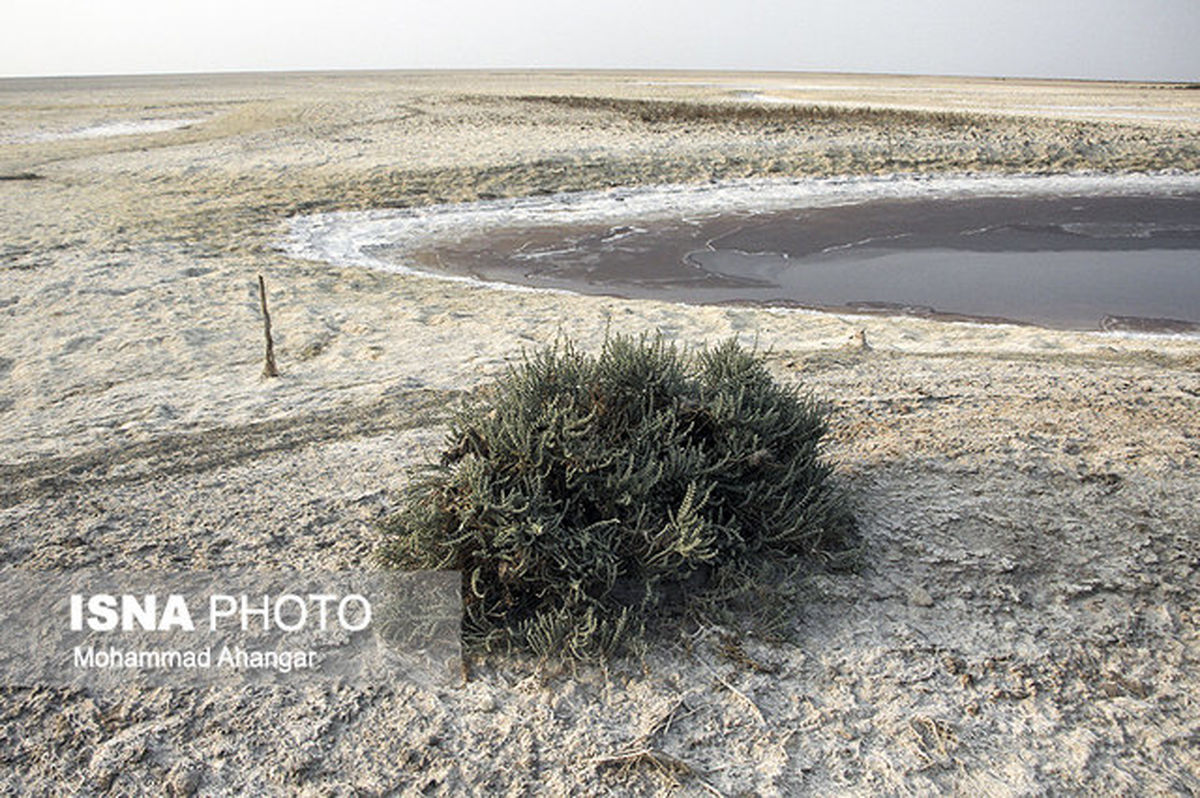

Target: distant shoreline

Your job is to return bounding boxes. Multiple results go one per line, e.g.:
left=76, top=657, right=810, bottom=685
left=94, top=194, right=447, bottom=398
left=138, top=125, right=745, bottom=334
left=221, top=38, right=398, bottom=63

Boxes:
left=3, top=66, right=1198, bottom=86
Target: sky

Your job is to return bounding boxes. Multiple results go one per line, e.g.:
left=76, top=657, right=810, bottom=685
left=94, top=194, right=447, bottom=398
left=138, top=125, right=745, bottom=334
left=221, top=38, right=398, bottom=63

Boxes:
left=2, top=0, right=1198, bottom=81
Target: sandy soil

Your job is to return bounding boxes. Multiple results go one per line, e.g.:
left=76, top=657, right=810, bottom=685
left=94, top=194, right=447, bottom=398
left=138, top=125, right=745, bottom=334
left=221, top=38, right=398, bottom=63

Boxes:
left=1, top=70, right=1199, bottom=795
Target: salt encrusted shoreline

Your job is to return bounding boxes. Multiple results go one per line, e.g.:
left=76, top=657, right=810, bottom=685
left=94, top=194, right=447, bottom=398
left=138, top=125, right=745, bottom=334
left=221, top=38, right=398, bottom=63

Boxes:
left=282, top=170, right=1200, bottom=316
left=1, top=71, right=1199, bottom=795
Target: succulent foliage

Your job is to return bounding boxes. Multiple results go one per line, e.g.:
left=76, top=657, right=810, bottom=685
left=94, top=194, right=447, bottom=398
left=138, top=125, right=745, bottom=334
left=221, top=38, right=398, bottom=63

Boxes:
left=379, top=335, right=855, bottom=659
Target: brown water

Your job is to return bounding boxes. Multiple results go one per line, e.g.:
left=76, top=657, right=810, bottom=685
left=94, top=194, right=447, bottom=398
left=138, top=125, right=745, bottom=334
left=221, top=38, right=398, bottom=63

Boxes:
left=394, top=193, right=1200, bottom=332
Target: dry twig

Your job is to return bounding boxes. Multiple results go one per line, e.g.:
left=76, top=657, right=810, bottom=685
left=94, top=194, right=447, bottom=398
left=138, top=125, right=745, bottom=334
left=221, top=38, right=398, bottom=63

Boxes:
left=258, top=274, right=279, bottom=378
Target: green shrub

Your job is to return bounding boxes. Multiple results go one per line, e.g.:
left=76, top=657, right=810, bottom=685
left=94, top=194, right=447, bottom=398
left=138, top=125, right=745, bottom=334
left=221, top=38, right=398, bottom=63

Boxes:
left=379, top=334, right=855, bottom=660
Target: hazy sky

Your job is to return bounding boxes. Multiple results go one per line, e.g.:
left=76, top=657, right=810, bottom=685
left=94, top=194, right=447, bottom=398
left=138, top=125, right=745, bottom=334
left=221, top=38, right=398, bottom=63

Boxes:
left=3, top=0, right=1198, bottom=81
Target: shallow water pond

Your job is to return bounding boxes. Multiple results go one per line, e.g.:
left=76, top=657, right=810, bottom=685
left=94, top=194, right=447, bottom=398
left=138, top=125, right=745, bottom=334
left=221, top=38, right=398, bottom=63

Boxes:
left=401, top=193, right=1200, bottom=332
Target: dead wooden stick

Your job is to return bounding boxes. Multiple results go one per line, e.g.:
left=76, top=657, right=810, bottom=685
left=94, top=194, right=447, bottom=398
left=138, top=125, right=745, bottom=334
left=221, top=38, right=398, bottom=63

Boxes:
left=258, top=274, right=279, bottom=378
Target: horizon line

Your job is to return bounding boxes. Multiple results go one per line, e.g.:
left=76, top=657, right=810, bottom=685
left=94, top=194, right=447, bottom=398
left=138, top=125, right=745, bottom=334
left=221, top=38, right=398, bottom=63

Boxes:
left=2, top=65, right=1195, bottom=87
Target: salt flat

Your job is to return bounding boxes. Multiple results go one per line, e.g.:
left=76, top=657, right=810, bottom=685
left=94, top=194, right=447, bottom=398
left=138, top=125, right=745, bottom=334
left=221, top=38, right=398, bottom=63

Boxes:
left=1, top=70, right=1199, bottom=795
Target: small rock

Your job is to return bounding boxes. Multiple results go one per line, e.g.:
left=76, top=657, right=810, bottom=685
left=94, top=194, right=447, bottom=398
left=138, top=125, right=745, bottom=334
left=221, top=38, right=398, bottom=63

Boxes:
left=166, top=763, right=202, bottom=797
left=908, top=586, right=934, bottom=607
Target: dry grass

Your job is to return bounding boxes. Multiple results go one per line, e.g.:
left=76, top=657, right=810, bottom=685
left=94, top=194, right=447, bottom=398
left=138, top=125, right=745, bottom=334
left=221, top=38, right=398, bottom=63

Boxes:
left=515, top=94, right=1020, bottom=130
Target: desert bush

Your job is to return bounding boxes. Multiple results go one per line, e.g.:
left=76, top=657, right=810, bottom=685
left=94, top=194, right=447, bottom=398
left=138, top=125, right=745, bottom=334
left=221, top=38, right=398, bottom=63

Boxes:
left=379, top=334, right=855, bottom=660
